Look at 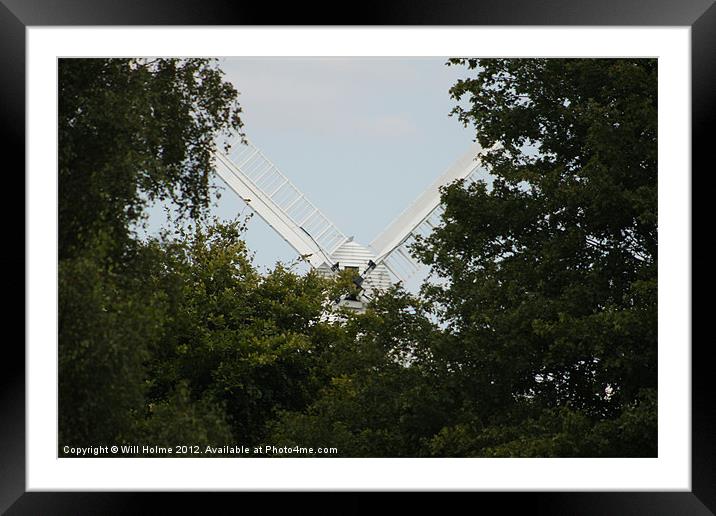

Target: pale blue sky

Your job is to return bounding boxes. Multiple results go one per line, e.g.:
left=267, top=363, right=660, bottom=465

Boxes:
left=147, top=57, right=477, bottom=276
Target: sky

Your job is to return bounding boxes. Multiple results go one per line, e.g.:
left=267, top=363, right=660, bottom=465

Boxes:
left=146, top=57, right=478, bottom=281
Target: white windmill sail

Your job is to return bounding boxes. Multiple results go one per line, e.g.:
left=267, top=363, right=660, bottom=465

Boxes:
left=213, top=134, right=487, bottom=311
left=367, top=142, right=485, bottom=283
left=213, top=136, right=349, bottom=269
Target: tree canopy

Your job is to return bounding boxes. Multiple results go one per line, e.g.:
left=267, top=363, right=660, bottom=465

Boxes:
left=268, top=58, right=657, bottom=457
left=58, top=58, right=244, bottom=261
left=58, top=58, right=657, bottom=458
left=413, top=58, right=657, bottom=455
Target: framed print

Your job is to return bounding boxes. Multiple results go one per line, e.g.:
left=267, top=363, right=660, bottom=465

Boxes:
left=4, top=0, right=712, bottom=513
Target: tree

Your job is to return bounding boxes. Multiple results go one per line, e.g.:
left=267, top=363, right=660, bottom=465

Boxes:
left=143, top=220, right=336, bottom=446
left=412, top=58, right=657, bottom=456
left=58, top=58, right=245, bottom=449
left=267, top=288, right=448, bottom=457
left=60, top=214, right=340, bottom=451
left=58, top=58, right=244, bottom=261
left=58, top=249, right=160, bottom=447
left=58, top=57, right=658, bottom=458
left=267, top=59, right=657, bottom=458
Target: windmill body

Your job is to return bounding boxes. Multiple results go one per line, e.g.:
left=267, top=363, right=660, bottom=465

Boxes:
left=213, top=136, right=484, bottom=311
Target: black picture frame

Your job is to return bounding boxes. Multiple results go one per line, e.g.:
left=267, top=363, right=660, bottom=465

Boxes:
left=3, top=1, right=710, bottom=513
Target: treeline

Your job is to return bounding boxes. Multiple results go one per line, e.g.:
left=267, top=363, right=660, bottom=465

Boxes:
left=59, top=58, right=657, bottom=457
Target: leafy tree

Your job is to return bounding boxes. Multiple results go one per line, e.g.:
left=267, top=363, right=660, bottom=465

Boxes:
left=60, top=214, right=340, bottom=450
left=269, top=58, right=657, bottom=458
left=132, top=381, right=235, bottom=455
left=267, top=288, right=447, bottom=457
left=58, top=249, right=160, bottom=447
left=143, top=220, right=335, bottom=445
left=58, top=58, right=345, bottom=451
left=58, top=58, right=244, bottom=261
left=59, top=57, right=657, bottom=458
left=412, top=58, right=657, bottom=456
left=58, top=58, right=245, bottom=449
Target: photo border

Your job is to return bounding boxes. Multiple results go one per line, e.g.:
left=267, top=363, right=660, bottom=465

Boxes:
left=4, top=0, right=711, bottom=512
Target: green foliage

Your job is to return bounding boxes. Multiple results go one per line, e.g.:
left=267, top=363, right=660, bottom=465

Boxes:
left=58, top=58, right=244, bottom=261
left=410, top=58, right=658, bottom=455
left=59, top=212, right=338, bottom=449
left=59, top=58, right=657, bottom=458
left=132, top=381, right=234, bottom=453
left=268, top=59, right=657, bottom=457
left=267, top=289, right=453, bottom=457
left=143, top=220, right=334, bottom=445
left=58, top=58, right=249, bottom=450
left=58, top=252, right=159, bottom=447
left=427, top=388, right=657, bottom=457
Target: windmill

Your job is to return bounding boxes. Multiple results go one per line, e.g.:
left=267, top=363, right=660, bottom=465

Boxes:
left=213, top=135, right=485, bottom=311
